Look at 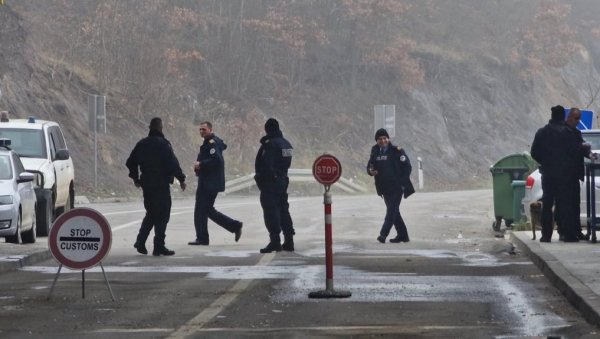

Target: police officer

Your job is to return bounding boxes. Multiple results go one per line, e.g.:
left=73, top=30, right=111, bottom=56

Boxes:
left=367, top=128, right=415, bottom=243
left=564, top=107, right=593, bottom=241
left=530, top=105, right=573, bottom=242
left=126, top=117, right=186, bottom=256
left=254, top=118, right=295, bottom=253
left=188, top=121, right=242, bottom=246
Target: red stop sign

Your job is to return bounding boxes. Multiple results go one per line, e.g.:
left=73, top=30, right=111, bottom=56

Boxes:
left=313, top=154, right=342, bottom=185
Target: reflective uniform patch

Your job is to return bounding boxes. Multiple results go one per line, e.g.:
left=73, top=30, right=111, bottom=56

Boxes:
left=400, top=155, right=406, bottom=162
left=282, top=149, right=293, bottom=157
left=210, top=148, right=216, bottom=155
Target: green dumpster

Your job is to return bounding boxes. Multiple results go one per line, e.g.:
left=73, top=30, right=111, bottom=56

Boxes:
left=511, top=180, right=526, bottom=223
left=490, top=153, right=537, bottom=231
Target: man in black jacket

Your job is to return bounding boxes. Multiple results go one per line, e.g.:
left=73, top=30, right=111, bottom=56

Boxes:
left=367, top=128, right=415, bottom=244
left=126, top=117, right=187, bottom=256
left=530, top=105, right=575, bottom=242
left=188, top=121, right=242, bottom=246
left=255, top=118, right=295, bottom=253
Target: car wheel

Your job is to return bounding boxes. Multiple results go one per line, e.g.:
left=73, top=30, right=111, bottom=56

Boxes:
left=6, top=212, right=22, bottom=244
left=36, top=197, right=52, bottom=237
left=22, top=209, right=36, bottom=244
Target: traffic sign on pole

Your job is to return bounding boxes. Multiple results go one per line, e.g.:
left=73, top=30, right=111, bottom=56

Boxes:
left=309, top=154, right=351, bottom=299
left=312, top=154, right=342, bottom=185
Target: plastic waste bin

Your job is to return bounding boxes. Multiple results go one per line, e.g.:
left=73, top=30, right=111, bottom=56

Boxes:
left=511, top=180, right=526, bottom=223
left=490, top=153, right=537, bottom=231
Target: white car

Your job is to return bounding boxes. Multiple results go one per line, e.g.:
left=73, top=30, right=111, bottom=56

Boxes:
left=522, top=129, right=600, bottom=226
left=0, top=117, right=75, bottom=236
left=0, top=139, right=36, bottom=243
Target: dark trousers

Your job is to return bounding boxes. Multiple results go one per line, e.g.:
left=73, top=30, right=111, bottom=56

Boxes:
left=137, top=185, right=171, bottom=249
left=194, top=189, right=240, bottom=243
left=260, top=190, right=294, bottom=244
left=541, top=176, right=575, bottom=240
left=380, top=190, right=408, bottom=239
left=564, top=178, right=582, bottom=239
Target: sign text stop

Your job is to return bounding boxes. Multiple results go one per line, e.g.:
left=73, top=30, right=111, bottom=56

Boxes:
left=313, top=154, right=342, bottom=185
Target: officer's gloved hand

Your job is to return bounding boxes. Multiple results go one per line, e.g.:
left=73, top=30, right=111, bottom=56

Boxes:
left=133, top=179, right=141, bottom=188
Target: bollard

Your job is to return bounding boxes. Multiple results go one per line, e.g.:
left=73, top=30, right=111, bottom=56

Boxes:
left=308, top=185, right=351, bottom=299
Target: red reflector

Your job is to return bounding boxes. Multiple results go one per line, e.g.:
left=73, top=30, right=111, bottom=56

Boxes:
left=526, top=176, right=535, bottom=189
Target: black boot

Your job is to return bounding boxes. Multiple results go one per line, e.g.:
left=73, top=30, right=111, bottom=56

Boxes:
left=260, top=242, right=282, bottom=253
left=134, top=241, right=148, bottom=255
left=282, top=235, right=294, bottom=251
left=153, top=247, right=175, bottom=256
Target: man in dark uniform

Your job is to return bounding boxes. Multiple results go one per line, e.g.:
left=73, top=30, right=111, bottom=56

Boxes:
left=367, top=128, right=415, bottom=243
left=530, top=105, right=573, bottom=242
left=564, top=107, right=593, bottom=241
left=126, top=117, right=187, bottom=256
left=254, top=118, right=295, bottom=253
left=188, top=121, right=242, bottom=246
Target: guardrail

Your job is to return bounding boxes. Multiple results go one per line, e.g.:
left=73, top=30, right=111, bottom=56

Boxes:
left=224, top=169, right=367, bottom=194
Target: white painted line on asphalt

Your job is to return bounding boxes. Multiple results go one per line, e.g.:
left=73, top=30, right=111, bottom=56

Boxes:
left=167, top=253, right=275, bottom=339
left=91, top=328, right=173, bottom=333
left=110, top=211, right=192, bottom=232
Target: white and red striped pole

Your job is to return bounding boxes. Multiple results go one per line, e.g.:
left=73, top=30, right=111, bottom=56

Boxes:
left=308, top=184, right=351, bottom=299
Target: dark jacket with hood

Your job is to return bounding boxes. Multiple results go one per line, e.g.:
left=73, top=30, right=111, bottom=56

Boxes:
left=196, top=134, right=227, bottom=192
left=366, top=143, right=415, bottom=198
left=254, top=129, right=293, bottom=193
left=126, top=129, right=186, bottom=188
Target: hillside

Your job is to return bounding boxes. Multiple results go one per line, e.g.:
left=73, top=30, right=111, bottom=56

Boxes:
left=1, top=0, right=600, bottom=198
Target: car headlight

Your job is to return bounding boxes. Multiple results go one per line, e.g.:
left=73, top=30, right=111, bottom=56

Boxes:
left=0, top=195, right=13, bottom=205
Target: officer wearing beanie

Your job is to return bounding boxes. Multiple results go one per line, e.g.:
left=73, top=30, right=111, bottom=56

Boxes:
left=367, top=128, right=415, bottom=243
left=254, top=118, right=295, bottom=253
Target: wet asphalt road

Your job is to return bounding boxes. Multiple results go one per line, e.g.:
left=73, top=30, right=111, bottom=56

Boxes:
left=0, top=190, right=598, bottom=338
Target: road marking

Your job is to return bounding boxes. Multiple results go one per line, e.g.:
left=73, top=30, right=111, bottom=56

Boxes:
left=167, top=254, right=275, bottom=339
left=91, top=328, right=173, bottom=333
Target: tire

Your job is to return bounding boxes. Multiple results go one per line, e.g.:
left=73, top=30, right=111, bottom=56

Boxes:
left=22, top=209, right=36, bottom=244
left=6, top=212, right=22, bottom=244
left=36, top=196, right=53, bottom=237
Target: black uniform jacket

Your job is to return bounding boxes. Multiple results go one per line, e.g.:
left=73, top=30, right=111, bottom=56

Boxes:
left=530, top=120, right=578, bottom=179
left=366, top=143, right=415, bottom=198
left=254, top=130, right=293, bottom=193
left=126, top=129, right=186, bottom=188
left=196, top=134, right=227, bottom=192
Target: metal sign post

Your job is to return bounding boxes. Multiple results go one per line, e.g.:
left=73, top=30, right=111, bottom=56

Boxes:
left=309, top=154, right=351, bottom=299
left=47, top=208, right=114, bottom=301
left=88, top=94, right=106, bottom=187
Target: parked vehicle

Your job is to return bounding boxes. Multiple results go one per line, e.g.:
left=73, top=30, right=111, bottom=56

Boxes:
left=522, top=129, right=600, bottom=226
left=0, top=138, right=36, bottom=243
left=0, top=116, right=75, bottom=236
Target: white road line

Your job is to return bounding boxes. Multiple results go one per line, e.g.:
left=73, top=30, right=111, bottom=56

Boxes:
left=167, top=254, right=275, bottom=339
left=110, top=211, right=191, bottom=232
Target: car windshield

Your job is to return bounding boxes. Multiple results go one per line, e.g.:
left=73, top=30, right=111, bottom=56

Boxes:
left=0, top=155, right=12, bottom=180
left=0, top=128, right=46, bottom=158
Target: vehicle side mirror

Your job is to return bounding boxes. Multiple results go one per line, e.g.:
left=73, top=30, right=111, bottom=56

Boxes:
left=55, top=149, right=70, bottom=161
left=17, top=172, right=35, bottom=184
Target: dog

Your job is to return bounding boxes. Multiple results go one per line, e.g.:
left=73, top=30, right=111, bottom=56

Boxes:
left=530, top=201, right=542, bottom=240
left=530, top=201, right=559, bottom=240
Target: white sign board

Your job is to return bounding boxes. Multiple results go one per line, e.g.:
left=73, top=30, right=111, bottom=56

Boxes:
left=49, top=208, right=112, bottom=270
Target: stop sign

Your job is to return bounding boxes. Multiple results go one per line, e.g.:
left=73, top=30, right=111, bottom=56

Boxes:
left=313, top=154, right=342, bottom=185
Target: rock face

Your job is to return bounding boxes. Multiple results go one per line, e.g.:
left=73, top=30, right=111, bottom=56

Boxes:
left=1, top=1, right=599, bottom=196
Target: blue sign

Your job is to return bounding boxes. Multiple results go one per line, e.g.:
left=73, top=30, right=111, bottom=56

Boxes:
left=565, top=108, right=594, bottom=130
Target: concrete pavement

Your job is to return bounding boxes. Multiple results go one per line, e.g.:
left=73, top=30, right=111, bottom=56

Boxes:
left=510, top=230, right=600, bottom=328
left=3, top=225, right=600, bottom=330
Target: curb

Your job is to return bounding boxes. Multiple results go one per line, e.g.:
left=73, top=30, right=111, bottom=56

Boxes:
left=0, top=249, right=52, bottom=274
left=509, top=233, right=600, bottom=327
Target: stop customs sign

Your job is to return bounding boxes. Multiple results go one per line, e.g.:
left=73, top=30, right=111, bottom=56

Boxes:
left=48, top=208, right=112, bottom=270
left=313, top=154, right=342, bottom=185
